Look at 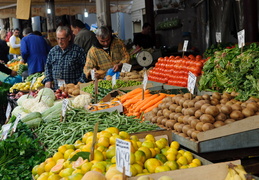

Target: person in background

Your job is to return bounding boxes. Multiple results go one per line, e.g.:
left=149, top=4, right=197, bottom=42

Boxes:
left=133, top=23, right=154, bottom=49
left=84, top=26, right=130, bottom=79
left=32, top=31, right=52, bottom=47
left=9, top=28, right=21, bottom=59
left=20, top=27, right=51, bottom=75
left=5, top=28, right=12, bottom=42
left=42, top=26, right=87, bottom=90
left=0, top=63, right=17, bottom=77
left=0, top=29, right=10, bottom=63
left=71, top=19, right=97, bottom=55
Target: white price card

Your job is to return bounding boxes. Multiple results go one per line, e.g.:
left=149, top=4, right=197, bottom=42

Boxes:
left=183, top=40, right=189, bottom=52
left=12, top=113, right=21, bottom=133
left=216, top=32, right=222, bottom=43
left=1, top=123, right=12, bottom=141
left=116, top=138, right=131, bottom=176
left=5, top=102, right=12, bottom=119
left=112, top=74, right=117, bottom=88
left=121, top=63, right=132, bottom=73
left=238, top=29, right=245, bottom=48
left=142, top=71, right=148, bottom=90
left=187, top=71, right=197, bottom=94
left=57, top=79, right=66, bottom=88
left=30, top=77, right=37, bottom=88
left=91, top=69, right=96, bottom=80
left=62, top=99, right=69, bottom=118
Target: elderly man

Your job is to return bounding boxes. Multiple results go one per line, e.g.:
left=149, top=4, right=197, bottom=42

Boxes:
left=42, top=26, right=87, bottom=90
left=71, top=19, right=96, bottom=54
left=84, top=26, right=130, bottom=79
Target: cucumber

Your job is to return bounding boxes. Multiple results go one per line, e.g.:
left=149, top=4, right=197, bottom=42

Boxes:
left=21, top=112, right=42, bottom=122
left=24, top=117, right=42, bottom=128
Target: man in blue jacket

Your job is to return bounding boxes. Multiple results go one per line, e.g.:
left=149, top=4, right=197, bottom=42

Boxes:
left=21, top=27, right=51, bottom=75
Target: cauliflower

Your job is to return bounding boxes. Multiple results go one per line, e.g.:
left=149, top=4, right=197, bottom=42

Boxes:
left=17, top=94, right=33, bottom=106
left=30, top=101, right=49, bottom=113
left=37, top=87, right=55, bottom=100
left=72, top=93, right=92, bottom=108
left=21, top=97, right=50, bottom=113
left=35, top=95, right=54, bottom=107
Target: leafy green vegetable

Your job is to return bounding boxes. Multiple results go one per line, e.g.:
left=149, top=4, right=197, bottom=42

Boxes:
left=0, top=122, right=47, bottom=179
left=199, top=43, right=259, bottom=101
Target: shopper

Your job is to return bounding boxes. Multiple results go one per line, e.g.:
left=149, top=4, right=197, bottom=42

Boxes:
left=9, top=28, right=21, bottom=59
left=42, top=26, right=87, bottom=90
left=133, top=23, right=154, bottom=49
left=84, top=26, right=130, bottom=79
left=0, top=29, right=10, bottom=63
left=71, top=19, right=97, bottom=54
left=20, top=27, right=51, bottom=75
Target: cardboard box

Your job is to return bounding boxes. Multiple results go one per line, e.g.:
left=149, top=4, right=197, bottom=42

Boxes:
left=172, top=115, right=259, bottom=153
left=128, top=160, right=241, bottom=180
left=101, top=90, right=125, bottom=102
left=86, top=101, right=123, bottom=113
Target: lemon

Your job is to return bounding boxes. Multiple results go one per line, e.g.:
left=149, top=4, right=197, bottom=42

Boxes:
left=166, top=152, right=176, bottom=161
left=130, top=135, right=139, bottom=141
left=144, top=158, right=163, bottom=173
left=32, top=165, right=39, bottom=175
left=138, top=147, right=152, bottom=159
left=155, top=153, right=167, bottom=163
left=44, top=160, right=56, bottom=172
left=164, top=160, right=179, bottom=170
left=130, top=165, right=138, bottom=176
left=141, top=141, right=155, bottom=148
left=97, top=136, right=110, bottom=148
left=59, top=167, right=74, bottom=177
left=53, top=152, right=64, bottom=162
left=132, top=163, right=143, bottom=174
left=80, top=142, right=92, bottom=152
left=145, top=134, right=156, bottom=142
left=155, top=139, right=167, bottom=149
left=155, top=165, right=171, bottom=173
left=81, top=162, right=93, bottom=173
left=64, top=149, right=74, bottom=160
left=68, top=173, right=83, bottom=180
left=82, top=132, right=93, bottom=143
left=192, top=158, right=201, bottom=166
left=177, top=156, right=188, bottom=166
left=161, top=146, right=170, bottom=156
left=37, top=162, right=46, bottom=175
left=47, top=174, right=61, bottom=180
left=189, top=162, right=199, bottom=168
left=166, top=147, right=178, bottom=156
left=183, top=151, right=193, bottom=163
left=94, top=150, right=104, bottom=161
left=119, top=131, right=130, bottom=139
left=109, top=134, right=121, bottom=145
left=37, top=172, right=49, bottom=180
left=106, top=146, right=116, bottom=159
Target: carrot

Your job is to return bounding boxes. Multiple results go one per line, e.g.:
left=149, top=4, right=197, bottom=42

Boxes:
left=120, top=88, right=142, bottom=102
left=144, top=100, right=163, bottom=113
left=140, top=94, right=166, bottom=111
left=133, top=94, right=159, bottom=112
left=123, top=98, right=140, bottom=107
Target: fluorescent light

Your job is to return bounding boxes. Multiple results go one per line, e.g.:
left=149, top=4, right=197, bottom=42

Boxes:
left=47, top=8, right=51, bottom=14
left=84, top=9, right=88, bottom=17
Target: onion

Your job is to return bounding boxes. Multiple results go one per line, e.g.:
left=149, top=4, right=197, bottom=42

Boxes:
left=213, top=121, right=226, bottom=128
left=152, top=107, right=158, bottom=115
left=202, top=123, right=215, bottom=131
left=163, top=96, right=172, bottom=103
left=157, top=110, right=163, bottom=116
left=226, top=101, right=234, bottom=106
left=151, top=116, right=158, bottom=123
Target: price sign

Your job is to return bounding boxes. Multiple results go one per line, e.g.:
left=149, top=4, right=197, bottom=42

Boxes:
left=142, top=70, right=148, bottom=90
left=62, top=99, right=69, bottom=118
left=5, top=102, right=12, bottom=120
left=12, top=113, right=21, bottom=133
left=238, top=29, right=245, bottom=48
left=121, top=63, right=132, bottom=73
left=183, top=40, right=189, bottom=52
left=91, top=69, right=96, bottom=80
left=112, top=74, right=117, bottom=88
left=57, top=79, right=66, bottom=88
left=216, top=32, right=222, bottom=43
left=30, top=77, right=37, bottom=89
left=116, top=138, right=131, bottom=176
left=1, top=123, right=12, bottom=140
left=187, top=71, right=197, bottom=94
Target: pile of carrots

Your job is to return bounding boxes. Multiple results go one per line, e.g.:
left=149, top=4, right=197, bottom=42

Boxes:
left=120, top=88, right=175, bottom=119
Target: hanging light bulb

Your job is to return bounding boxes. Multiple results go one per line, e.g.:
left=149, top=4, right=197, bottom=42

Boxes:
left=84, top=9, right=88, bottom=17
left=47, top=8, right=51, bottom=14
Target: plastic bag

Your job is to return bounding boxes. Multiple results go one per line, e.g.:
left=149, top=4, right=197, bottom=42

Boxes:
left=104, top=68, right=120, bottom=79
left=4, top=75, right=22, bottom=85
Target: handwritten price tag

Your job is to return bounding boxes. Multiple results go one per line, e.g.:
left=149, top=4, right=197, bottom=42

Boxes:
left=91, top=69, right=96, bottom=80
left=30, top=77, right=37, bottom=89
left=5, top=102, right=12, bottom=120
left=1, top=123, right=12, bottom=141
left=142, top=71, right=148, bottom=90
left=57, top=79, right=66, bottom=88
left=121, top=63, right=132, bottom=73
left=62, top=99, right=69, bottom=118
left=12, top=114, right=21, bottom=133
left=187, top=71, right=197, bottom=94
left=216, top=32, right=221, bottom=43
left=116, top=138, right=131, bottom=176
left=112, top=74, right=117, bottom=89
left=183, top=40, right=189, bottom=52
left=238, top=29, right=245, bottom=48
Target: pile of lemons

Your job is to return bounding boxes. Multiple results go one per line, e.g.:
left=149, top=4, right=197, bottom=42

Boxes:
left=9, top=75, right=44, bottom=92
left=32, top=127, right=202, bottom=180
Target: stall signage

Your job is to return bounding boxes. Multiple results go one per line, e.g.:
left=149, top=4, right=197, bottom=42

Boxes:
left=216, top=32, right=222, bottom=43
left=187, top=71, right=197, bottom=94
left=1, top=123, right=12, bottom=141
left=116, top=138, right=131, bottom=176
left=121, top=63, right=132, bottom=73
left=238, top=29, right=245, bottom=48
left=183, top=40, right=189, bottom=52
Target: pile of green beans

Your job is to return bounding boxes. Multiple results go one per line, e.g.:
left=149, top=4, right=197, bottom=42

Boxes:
left=34, top=108, right=159, bottom=156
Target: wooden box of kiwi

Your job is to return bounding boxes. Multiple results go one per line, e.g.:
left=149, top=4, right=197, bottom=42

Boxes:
left=145, top=91, right=259, bottom=153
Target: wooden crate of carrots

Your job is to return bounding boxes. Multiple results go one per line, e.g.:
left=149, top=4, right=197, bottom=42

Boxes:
left=119, top=88, right=175, bottom=119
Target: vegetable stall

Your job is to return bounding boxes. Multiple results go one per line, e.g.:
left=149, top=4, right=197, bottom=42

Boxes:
left=1, top=45, right=259, bottom=180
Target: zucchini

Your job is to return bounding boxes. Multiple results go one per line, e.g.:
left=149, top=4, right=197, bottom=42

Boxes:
left=21, top=112, right=42, bottom=122
left=42, top=101, right=62, bottom=118
left=43, top=107, right=62, bottom=122
left=24, top=117, right=42, bottom=128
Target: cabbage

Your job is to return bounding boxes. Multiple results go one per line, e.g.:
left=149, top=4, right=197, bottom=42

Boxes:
left=17, top=94, right=33, bottom=106
left=36, top=95, right=54, bottom=107
left=11, top=106, right=25, bottom=117
left=37, top=87, right=55, bottom=100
